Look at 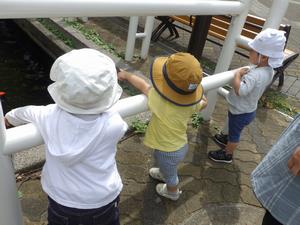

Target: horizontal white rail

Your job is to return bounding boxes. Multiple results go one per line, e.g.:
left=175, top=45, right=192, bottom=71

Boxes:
left=3, top=94, right=148, bottom=155
left=0, top=0, right=244, bottom=18
left=2, top=69, right=236, bottom=155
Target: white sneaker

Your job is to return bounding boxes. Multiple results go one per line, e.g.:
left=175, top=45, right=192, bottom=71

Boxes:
left=155, top=183, right=182, bottom=201
left=149, top=167, right=165, bottom=182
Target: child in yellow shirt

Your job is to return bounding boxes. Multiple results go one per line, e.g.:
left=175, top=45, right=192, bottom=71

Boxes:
left=118, top=52, right=207, bottom=200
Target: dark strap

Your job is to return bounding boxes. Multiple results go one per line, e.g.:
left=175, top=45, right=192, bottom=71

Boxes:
left=162, top=64, right=196, bottom=95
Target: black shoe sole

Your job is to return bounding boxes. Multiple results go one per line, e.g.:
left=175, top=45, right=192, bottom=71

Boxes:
left=213, top=136, right=227, bottom=149
left=208, top=156, right=232, bottom=164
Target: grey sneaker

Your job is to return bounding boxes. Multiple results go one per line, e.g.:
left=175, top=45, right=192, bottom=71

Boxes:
left=156, top=183, right=182, bottom=201
left=149, top=167, right=165, bottom=182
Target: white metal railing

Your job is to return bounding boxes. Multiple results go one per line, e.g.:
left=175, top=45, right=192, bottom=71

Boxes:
left=2, top=69, right=236, bottom=156
left=0, top=0, right=289, bottom=224
left=125, top=16, right=155, bottom=61
left=0, top=68, right=236, bottom=225
left=124, top=0, right=247, bottom=61
left=0, top=0, right=244, bottom=18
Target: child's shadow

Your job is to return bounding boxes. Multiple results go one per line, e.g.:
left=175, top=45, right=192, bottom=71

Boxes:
left=117, top=121, right=242, bottom=225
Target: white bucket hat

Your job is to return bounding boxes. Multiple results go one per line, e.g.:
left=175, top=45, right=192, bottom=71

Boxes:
left=48, top=48, right=122, bottom=114
left=248, top=28, right=286, bottom=68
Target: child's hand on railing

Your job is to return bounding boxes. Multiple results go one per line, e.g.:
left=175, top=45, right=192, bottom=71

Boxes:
left=236, top=67, right=250, bottom=77
left=117, top=70, right=130, bottom=81
left=4, top=117, right=13, bottom=129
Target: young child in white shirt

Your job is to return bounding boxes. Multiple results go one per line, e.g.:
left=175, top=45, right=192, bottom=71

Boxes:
left=5, top=48, right=128, bottom=225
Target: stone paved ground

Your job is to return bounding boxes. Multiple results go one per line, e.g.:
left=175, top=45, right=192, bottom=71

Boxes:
left=19, top=98, right=290, bottom=225
left=17, top=1, right=300, bottom=224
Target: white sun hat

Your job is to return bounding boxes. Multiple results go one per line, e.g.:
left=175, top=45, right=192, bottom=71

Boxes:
left=48, top=48, right=122, bottom=114
left=248, top=28, right=286, bottom=68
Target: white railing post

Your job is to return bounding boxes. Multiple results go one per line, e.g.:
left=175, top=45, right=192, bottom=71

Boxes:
left=263, top=0, right=289, bottom=29
left=126, top=16, right=154, bottom=60
left=125, top=16, right=139, bottom=61
left=140, top=16, right=154, bottom=59
left=0, top=102, right=24, bottom=225
left=201, top=0, right=253, bottom=120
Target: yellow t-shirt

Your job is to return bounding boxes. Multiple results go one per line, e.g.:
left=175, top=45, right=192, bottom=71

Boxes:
left=143, top=88, right=204, bottom=152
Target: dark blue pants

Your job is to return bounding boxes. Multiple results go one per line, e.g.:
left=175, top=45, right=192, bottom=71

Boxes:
left=228, top=111, right=256, bottom=142
left=47, top=196, right=120, bottom=225
left=262, top=210, right=282, bottom=225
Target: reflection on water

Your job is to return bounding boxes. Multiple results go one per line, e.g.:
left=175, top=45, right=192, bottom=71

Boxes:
left=0, top=20, right=54, bottom=114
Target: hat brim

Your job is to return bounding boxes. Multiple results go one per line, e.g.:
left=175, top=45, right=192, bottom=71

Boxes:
left=150, top=57, right=203, bottom=106
left=48, top=83, right=122, bottom=114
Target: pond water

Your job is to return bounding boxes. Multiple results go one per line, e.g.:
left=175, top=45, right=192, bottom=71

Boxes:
left=0, top=20, right=54, bottom=114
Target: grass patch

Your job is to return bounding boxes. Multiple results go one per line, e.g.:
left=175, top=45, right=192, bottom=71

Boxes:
left=130, top=118, right=148, bottom=134
left=64, top=19, right=125, bottom=59
left=37, top=18, right=75, bottom=48
left=259, top=89, right=300, bottom=117
left=191, top=113, right=204, bottom=128
left=119, top=81, right=141, bottom=96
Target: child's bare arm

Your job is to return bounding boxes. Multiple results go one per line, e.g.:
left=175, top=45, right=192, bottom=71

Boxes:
left=232, top=67, right=249, bottom=95
left=200, top=95, right=208, bottom=110
left=118, top=70, right=151, bottom=96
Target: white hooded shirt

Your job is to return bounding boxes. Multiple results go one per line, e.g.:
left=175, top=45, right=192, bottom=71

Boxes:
left=6, top=104, right=128, bottom=209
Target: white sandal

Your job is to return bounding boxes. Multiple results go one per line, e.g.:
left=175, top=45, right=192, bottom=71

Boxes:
left=155, top=183, right=181, bottom=201
left=149, top=167, right=165, bottom=182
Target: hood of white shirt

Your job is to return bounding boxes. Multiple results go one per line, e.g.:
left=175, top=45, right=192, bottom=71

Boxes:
left=46, top=108, right=109, bottom=166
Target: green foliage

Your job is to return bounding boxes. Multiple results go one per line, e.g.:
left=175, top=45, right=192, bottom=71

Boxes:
left=191, top=113, right=204, bottom=128
left=64, top=19, right=124, bottom=59
left=119, top=80, right=141, bottom=96
left=17, top=191, right=23, bottom=199
left=37, top=18, right=75, bottom=48
left=259, top=89, right=300, bottom=117
left=130, top=118, right=148, bottom=134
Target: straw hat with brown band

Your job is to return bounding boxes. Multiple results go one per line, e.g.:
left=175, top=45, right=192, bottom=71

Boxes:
left=150, top=52, right=203, bottom=106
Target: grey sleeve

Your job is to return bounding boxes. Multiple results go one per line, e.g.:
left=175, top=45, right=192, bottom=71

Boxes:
left=239, top=73, right=256, bottom=96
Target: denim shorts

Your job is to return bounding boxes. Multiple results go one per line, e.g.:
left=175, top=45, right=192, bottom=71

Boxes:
left=47, top=196, right=120, bottom=225
left=154, top=144, right=188, bottom=186
left=228, top=111, right=256, bottom=142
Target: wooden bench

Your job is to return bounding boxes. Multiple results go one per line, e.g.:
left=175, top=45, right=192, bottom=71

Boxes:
left=151, top=15, right=299, bottom=87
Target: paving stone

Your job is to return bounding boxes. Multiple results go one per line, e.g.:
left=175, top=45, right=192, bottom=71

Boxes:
left=233, top=160, right=258, bottom=175
left=240, top=185, right=261, bottom=207
left=178, top=163, right=203, bottom=179
left=164, top=203, right=190, bottom=225
left=201, top=179, right=225, bottom=203
left=184, top=192, right=204, bottom=214
left=117, top=150, right=151, bottom=165
left=237, top=141, right=258, bottom=154
left=118, top=164, right=150, bottom=183
left=287, top=86, right=300, bottom=96
left=238, top=173, right=253, bottom=187
left=234, top=150, right=262, bottom=163
left=179, top=203, right=265, bottom=225
left=202, top=168, right=239, bottom=186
